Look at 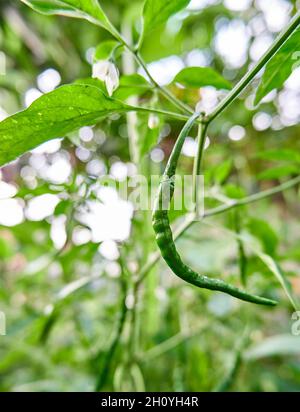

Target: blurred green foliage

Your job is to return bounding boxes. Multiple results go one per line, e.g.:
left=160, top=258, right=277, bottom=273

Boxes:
left=0, top=0, right=300, bottom=392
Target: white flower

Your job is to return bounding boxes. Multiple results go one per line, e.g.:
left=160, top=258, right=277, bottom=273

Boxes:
left=148, top=114, right=159, bottom=129
left=92, top=60, right=119, bottom=96
left=92, top=60, right=110, bottom=80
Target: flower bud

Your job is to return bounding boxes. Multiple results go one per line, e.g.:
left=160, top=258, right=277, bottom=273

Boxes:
left=92, top=60, right=119, bottom=97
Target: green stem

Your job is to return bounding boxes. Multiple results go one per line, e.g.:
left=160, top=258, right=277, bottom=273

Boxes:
left=136, top=106, right=190, bottom=122
left=128, top=48, right=193, bottom=115
left=102, top=27, right=192, bottom=115
left=128, top=282, right=140, bottom=362
left=233, top=210, right=247, bottom=287
left=122, top=22, right=140, bottom=164
left=207, top=11, right=300, bottom=123
left=213, top=330, right=248, bottom=392
left=192, top=118, right=208, bottom=205
left=205, top=175, right=300, bottom=217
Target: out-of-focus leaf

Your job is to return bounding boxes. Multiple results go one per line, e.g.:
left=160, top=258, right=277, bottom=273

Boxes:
left=214, top=332, right=248, bottom=392
left=173, top=67, right=232, bottom=90
left=244, top=233, right=298, bottom=310
left=77, top=75, right=152, bottom=100
left=56, top=274, right=100, bottom=300
left=0, top=84, right=129, bottom=166
left=258, top=165, right=299, bottom=180
left=247, top=218, right=278, bottom=256
left=114, top=363, right=145, bottom=391
left=130, top=363, right=146, bottom=392
left=0, top=237, right=13, bottom=259
left=257, top=252, right=299, bottom=311
left=18, top=184, right=62, bottom=198
left=54, top=199, right=72, bottom=216
left=254, top=28, right=300, bottom=105
left=245, top=334, right=300, bottom=360
left=141, top=0, right=190, bottom=35
left=224, top=184, right=247, bottom=199
left=256, top=149, right=300, bottom=163
left=21, top=0, right=119, bottom=37
left=214, top=159, right=233, bottom=184
left=39, top=272, right=102, bottom=342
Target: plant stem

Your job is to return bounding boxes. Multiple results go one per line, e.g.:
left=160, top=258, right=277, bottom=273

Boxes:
left=213, top=330, right=248, bottom=392
left=233, top=210, right=247, bottom=287
left=95, top=275, right=128, bottom=391
left=128, top=282, right=140, bottom=362
left=137, top=175, right=300, bottom=284
left=133, top=51, right=193, bottom=114
left=140, top=321, right=208, bottom=362
left=207, top=11, right=300, bottom=123
left=124, top=45, right=193, bottom=114
left=192, top=119, right=208, bottom=205
left=205, top=175, right=300, bottom=217
left=122, top=22, right=140, bottom=164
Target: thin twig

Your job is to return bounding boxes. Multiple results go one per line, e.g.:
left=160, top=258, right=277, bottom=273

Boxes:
left=95, top=273, right=129, bottom=391
left=132, top=51, right=194, bottom=115
left=139, top=321, right=208, bottom=363
left=213, top=330, right=248, bottom=392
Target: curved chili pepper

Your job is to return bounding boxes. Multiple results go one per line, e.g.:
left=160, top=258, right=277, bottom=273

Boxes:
left=152, top=113, right=277, bottom=306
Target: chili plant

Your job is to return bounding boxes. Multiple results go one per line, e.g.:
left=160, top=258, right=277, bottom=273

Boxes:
left=0, top=0, right=300, bottom=392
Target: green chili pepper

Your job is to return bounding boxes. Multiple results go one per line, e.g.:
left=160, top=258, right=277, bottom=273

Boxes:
left=152, top=113, right=277, bottom=306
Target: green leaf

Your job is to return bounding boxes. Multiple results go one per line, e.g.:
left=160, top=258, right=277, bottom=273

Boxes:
left=54, top=199, right=72, bottom=216
left=245, top=334, right=300, bottom=360
left=211, top=223, right=297, bottom=309
left=142, top=0, right=190, bottom=34
left=256, top=149, right=300, bottom=164
left=257, top=252, right=299, bottom=311
left=39, top=271, right=101, bottom=342
left=173, top=67, right=232, bottom=90
left=254, top=28, right=300, bottom=105
left=94, top=40, right=120, bottom=62
left=224, top=184, right=247, bottom=200
left=21, top=0, right=119, bottom=37
left=0, top=84, right=128, bottom=166
left=258, top=165, right=299, bottom=180
left=214, top=159, right=232, bottom=184
left=114, top=74, right=152, bottom=100
left=247, top=218, right=278, bottom=256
